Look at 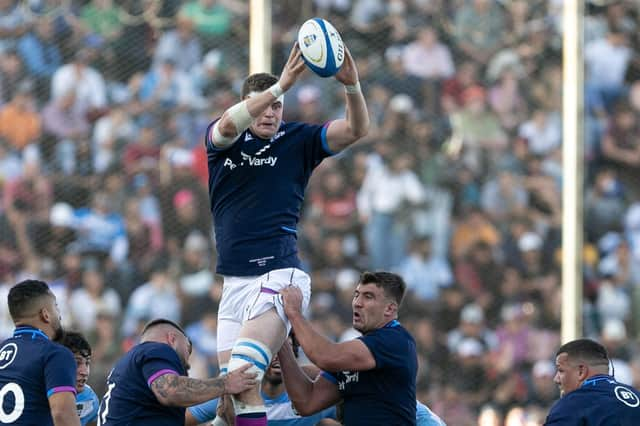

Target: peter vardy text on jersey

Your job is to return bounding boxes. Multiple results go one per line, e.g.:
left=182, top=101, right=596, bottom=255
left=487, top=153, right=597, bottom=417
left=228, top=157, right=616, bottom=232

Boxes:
left=224, top=152, right=278, bottom=170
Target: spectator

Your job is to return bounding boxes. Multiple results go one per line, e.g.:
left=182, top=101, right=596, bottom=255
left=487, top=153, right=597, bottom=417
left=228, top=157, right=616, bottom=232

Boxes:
left=453, top=0, right=505, bottom=65
left=357, top=146, right=426, bottom=269
left=402, top=27, right=454, bottom=81
left=41, top=89, right=91, bottom=173
left=395, top=236, right=453, bottom=303
left=73, top=191, right=128, bottom=264
left=0, top=79, right=41, bottom=150
left=79, top=0, right=123, bottom=42
left=585, top=28, right=631, bottom=117
left=16, top=16, right=61, bottom=100
left=153, top=15, right=202, bottom=73
left=69, top=260, right=121, bottom=333
left=0, top=0, right=32, bottom=53
left=585, top=169, right=626, bottom=242
left=179, top=0, right=238, bottom=50
left=121, top=260, right=181, bottom=337
left=51, top=49, right=107, bottom=119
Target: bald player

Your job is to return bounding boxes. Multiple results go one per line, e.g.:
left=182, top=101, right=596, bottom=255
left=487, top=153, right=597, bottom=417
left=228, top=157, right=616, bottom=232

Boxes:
left=0, top=279, right=80, bottom=425
left=97, top=319, right=256, bottom=425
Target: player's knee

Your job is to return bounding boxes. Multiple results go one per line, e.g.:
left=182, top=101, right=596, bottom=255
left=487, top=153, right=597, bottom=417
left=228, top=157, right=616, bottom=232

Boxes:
left=227, top=337, right=272, bottom=384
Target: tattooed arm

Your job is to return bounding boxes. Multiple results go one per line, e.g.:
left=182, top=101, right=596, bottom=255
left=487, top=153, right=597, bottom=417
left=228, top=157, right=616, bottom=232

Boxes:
left=151, top=364, right=256, bottom=407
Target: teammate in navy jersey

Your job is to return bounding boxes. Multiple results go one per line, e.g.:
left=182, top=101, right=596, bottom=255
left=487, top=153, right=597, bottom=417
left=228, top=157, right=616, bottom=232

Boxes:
left=278, top=272, right=418, bottom=425
left=0, top=279, right=80, bottom=425
left=97, top=319, right=256, bottom=426
left=205, top=41, right=369, bottom=426
left=545, top=338, right=640, bottom=425
left=60, top=331, right=99, bottom=426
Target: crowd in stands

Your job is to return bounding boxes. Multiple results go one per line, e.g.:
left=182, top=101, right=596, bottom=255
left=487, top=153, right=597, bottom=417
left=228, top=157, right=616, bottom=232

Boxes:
left=1, top=0, right=640, bottom=424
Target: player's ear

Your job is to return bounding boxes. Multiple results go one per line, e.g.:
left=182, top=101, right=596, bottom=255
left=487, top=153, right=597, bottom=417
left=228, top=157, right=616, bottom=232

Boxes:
left=39, top=306, right=50, bottom=323
left=167, top=331, right=177, bottom=346
left=384, top=300, right=397, bottom=316
left=577, top=363, right=589, bottom=381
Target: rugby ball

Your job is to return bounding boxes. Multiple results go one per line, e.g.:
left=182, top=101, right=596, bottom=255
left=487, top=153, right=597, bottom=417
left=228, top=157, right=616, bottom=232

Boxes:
left=297, top=18, right=344, bottom=78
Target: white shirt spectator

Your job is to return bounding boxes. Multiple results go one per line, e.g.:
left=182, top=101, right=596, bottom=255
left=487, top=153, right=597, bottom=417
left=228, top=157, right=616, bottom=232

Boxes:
left=402, top=28, right=455, bottom=80
left=395, top=252, right=453, bottom=301
left=51, top=59, right=107, bottom=114
left=122, top=278, right=181, bottom=337
left=518, top=110, right=561, bottom=155
left=153, top=26, right=202, bottom=74
left=69, top=286, right=121, bottom=333
left=92, top=107, right=136, bottom=173
left=356, top=155, right=426, bottom=217
left=585, top=35, right=631, bottom=88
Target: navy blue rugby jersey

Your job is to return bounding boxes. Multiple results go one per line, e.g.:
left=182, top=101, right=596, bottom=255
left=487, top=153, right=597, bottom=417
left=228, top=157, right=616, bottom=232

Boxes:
left=545, top=375, right=640, bottom=425
left=97, top=342, right=187, bottom=426
left=205, top=120, right=334, bottom=276
left=0, top=326, right=77, bottom=425
left=322, top=320, right=418, bottom=425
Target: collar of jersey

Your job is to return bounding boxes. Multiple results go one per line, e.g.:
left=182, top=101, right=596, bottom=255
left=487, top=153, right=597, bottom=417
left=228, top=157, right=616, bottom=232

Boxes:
left=13, top=325, right=49, bottom=340
left=384, top=320, right=400, bottom=328
left=261, top=390, right=288, bottom=405
left=246, top=121, right=285, bottom=142
left=581, top=374, right=615, bottom=387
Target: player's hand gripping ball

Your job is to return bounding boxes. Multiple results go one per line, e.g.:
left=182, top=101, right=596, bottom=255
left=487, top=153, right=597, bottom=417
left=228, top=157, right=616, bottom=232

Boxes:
left=297, top=18, right=345, bottom=78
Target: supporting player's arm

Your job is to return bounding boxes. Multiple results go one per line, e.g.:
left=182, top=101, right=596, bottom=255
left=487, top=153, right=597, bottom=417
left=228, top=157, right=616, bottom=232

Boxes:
left=281, top=286, right=376, bottom=372
left=49, top=392, right=81, bottom=426
left=150, top=364, right=256, bottom=407
left=278, top=340, right=342, bottom=416
left=210, top=43, right=307, bottom=148
left=325, top=46, right=370, bottom=153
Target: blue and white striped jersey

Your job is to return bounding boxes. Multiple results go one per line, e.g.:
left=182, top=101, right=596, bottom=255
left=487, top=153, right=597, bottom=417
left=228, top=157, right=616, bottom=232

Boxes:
left=77, top=384, right=99, bottom=425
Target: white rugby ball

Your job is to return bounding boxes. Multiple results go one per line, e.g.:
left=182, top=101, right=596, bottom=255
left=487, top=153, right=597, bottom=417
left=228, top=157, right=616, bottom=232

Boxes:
left=297, top=18, right=345, bottom=78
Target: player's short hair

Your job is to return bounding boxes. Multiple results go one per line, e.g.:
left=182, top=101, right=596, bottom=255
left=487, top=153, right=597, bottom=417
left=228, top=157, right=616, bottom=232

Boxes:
left=60, top=331, right=92, bottom=359
left=8, top=279, right=52, bottom=321
left=556, top=338, right=610, bottom=367
left=359, top=271, right=407, bottom=306
left=241, top=73, right=278, bottom=99
left=142, top=318, right=187, bottom=338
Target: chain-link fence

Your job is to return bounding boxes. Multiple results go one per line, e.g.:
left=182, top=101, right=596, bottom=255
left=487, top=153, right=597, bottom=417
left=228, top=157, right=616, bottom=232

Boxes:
left=0, top=0, right=640, bottom=424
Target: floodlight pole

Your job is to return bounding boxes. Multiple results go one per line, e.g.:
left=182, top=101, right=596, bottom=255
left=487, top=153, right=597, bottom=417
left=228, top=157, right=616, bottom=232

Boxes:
left=562, top=0, right=584, bottom=343
left=250, top=0, right=272, bottom=74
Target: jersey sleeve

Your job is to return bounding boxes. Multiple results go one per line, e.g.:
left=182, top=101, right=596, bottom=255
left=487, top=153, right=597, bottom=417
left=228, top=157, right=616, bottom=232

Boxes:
left=77, top=385, right=100, bottom=425
left=300, top=121, right=334, bottom=172
left=44, top=344, right=77, bottom=397
left=416, top=401, right=446, bottom=426
left=188, top=398, right=219, bottom=423
left=205, top=118, right=241, bottom=154
left=320, top=405, right=337, bottom=420
left=358, top=328, right=407, bottom=369
left=140, top=343, right=183, bottom=388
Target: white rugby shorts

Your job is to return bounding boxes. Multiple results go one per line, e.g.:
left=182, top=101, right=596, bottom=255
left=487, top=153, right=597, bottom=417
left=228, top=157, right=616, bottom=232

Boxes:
left=216, top=267, right=311, bottom=352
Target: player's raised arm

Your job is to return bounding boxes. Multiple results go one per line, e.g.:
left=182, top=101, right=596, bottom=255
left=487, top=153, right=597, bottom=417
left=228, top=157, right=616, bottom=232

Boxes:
left=325, top=46, right=370, bottom=153
left=150, top=363, right=256, bottom=407
left=210, top=43, right=307, bottom=148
